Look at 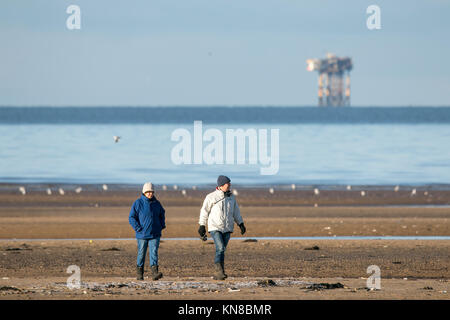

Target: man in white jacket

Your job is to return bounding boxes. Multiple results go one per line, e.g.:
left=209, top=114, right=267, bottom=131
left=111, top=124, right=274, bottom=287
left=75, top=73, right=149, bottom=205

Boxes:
left=198, top=175, right=246, bottom=280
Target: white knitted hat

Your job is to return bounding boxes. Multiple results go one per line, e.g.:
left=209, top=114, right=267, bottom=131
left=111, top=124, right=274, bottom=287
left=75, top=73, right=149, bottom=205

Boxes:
left=142, top=182, right=154, bottom=193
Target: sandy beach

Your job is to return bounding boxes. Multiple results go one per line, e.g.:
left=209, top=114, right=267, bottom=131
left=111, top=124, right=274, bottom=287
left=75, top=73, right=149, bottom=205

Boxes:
left=0, top=185, right=449, bottom=300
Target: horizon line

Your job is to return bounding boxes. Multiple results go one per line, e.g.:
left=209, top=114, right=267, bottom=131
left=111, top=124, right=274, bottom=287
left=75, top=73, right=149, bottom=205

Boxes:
left=2, top=105, right=450, bottom=108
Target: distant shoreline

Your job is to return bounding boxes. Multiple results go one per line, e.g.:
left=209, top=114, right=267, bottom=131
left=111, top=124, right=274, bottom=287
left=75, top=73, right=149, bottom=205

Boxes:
left=2, top=182, right=450, bottom=191
left=1, top=183, right=449, bottom=207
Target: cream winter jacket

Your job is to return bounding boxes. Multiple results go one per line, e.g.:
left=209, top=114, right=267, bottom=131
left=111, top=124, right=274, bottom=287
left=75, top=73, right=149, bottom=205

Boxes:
left=199, top=189, right=243, bottom=233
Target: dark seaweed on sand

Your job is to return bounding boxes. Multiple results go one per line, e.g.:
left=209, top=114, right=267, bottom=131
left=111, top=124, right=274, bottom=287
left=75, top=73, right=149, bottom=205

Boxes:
left=305, top=283, right=345, bottom=291
left=257, top=279, right=277, bottom=287
left=0, top=286, right=21, bottom=291
left=101, top=247, right=121, bottom=251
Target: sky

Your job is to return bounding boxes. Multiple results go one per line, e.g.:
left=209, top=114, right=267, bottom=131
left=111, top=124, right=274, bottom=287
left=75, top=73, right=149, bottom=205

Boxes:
left=1, top=0, right=450, bottom=107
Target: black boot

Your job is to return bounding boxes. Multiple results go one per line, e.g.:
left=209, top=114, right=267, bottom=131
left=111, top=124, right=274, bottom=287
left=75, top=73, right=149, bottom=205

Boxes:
left=150, top=265, right=163, bottom=280
left=213, top=263, right=226, bottom=280
left=136, top=266, right=144, bottom=281
left=220, top=261, right=228, bottom=279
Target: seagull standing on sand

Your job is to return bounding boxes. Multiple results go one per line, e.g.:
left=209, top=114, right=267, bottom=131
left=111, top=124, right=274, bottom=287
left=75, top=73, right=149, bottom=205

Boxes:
left=314, top=188, right=320, bottom=195
left=411, top=189, right=416, bottom=196
left=58, top=188, right=65, bottom=195
left=19, top=186, right=26, bottom=195
left=173, top=185, right=178, bottom=190
left=113, top=136, right=121, bottom=143
left=361, top=191, right=366, bottom=197
left=75, top=187, right=82, bottom=194
left=269, top=188, right=274, bottom=194
left=102, top=184, right=108, bottom=191
left=46, top=188, right=52, bottom=195
left=394, top=185, right=400, bottom=192
left=162, top=185, right=167, bottom=191
left=181, top=189, right=187, bottom=196
left=346, top=185, right=352, bottom=190
left=291, top=184, right=296, bottom=190
left=232, top=189, right=239, bottom=196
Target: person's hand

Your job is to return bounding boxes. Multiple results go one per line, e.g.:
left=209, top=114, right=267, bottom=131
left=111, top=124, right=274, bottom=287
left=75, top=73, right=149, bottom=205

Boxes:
left=239, top=223, right=246, bottom=235
left=198, top=225, right=207, bottom=241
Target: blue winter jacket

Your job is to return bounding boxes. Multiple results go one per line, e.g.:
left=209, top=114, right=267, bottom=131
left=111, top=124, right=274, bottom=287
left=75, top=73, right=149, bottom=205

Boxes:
left=129, top=194, right=166, bottom=239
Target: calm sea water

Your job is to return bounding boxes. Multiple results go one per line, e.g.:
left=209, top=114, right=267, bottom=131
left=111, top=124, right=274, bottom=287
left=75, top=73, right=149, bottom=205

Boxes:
left=1, top=107, right=449, bottom=186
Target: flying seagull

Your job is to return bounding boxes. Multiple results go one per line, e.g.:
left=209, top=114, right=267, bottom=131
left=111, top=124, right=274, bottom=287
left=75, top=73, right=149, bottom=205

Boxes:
left=113, top=136, right=121, bottom=143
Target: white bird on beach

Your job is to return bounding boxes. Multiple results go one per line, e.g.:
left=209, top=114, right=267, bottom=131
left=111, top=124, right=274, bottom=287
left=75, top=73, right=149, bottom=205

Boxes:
left=75, top=187, right=82, bottom=194
left=394, top=185, right=400, bottom=192
left=314, top=188, right=320, bottom=195
left=113, top=136, right=121, bottom=143
left=361, top=191, right=366, bottom=197
left=58, top=188, right=65, bottom=195
left=291, top=184, right=296, bottom=190
left=173, top=185, right=178, bottom=190
left=162, top=185, right=167, bottom=191
left=181, top=189, right=187, bottom=196
left=232, top=189, right=239, bottom=196
left=269, top=188, right=274, bottom=194
left=19, top=186, right=26, bottom=195
left=346, top=185, right=352, bottom=190
left=411, top=188, right=416, bottom=196
left=102, top=184, right=108, bottom=191
left=46, top=188, right=52, bottom=195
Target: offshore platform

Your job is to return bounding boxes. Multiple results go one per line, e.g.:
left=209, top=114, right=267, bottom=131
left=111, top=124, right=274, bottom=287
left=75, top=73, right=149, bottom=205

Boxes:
left=306, top=53, right=353, bottom=107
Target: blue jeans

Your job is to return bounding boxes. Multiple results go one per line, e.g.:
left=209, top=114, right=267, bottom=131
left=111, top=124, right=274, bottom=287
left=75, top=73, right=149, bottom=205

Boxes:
left=210, top=231, right=231, bottom=264
left=136, top=237, right=160, bottom=268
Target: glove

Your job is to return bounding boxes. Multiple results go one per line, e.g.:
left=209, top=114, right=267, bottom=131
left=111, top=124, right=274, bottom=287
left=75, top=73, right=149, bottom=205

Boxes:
left=239, top=223, right=246, bottom=235
left=198, top=225, right=207, bottom=241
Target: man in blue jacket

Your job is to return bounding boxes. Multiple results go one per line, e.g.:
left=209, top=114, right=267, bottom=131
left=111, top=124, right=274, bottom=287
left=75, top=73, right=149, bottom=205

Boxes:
left=129, top=182, right=166, bottom=280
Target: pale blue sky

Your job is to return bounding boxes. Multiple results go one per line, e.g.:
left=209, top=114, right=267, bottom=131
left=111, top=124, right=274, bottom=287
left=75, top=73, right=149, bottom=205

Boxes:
left=1, top=0, right=450, bottom=106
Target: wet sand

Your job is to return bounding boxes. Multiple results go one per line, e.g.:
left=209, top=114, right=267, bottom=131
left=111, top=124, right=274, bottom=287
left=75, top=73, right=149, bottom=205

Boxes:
left=1, top=276, right=449, bottom=300
left=0, top=187, right=449, bottom=299
left=0, top=205, right=449, bottom=239
left=0, top=240, right=449, bottom=299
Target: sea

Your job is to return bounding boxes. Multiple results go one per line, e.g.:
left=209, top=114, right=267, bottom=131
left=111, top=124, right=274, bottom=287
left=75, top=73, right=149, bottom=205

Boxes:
left=1, top=106, right=449, bottom=188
